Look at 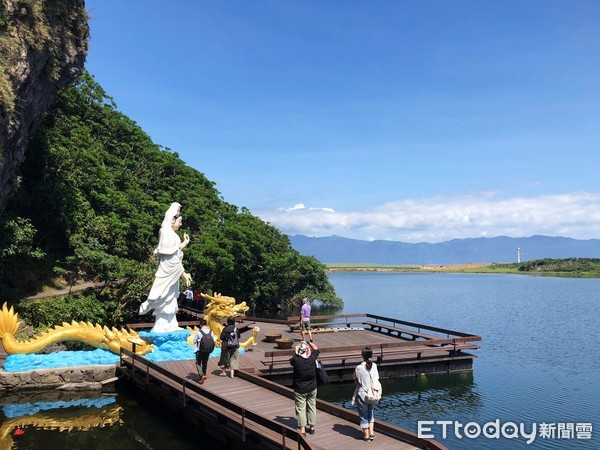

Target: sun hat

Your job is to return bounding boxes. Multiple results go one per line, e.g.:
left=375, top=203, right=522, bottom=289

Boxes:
left=294, top=341, right=311, bottom=359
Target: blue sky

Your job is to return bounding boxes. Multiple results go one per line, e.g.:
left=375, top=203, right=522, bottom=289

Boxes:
left=85, top=1, right=600, bottom=243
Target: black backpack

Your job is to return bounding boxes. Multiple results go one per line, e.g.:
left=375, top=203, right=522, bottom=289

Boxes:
left=199, top=329, right=215, bottom=353
left=226, top=327, right=239, bottom=349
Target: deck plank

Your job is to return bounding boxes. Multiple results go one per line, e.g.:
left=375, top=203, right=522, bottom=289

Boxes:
left=235, top=319, right=477, bottom=383
left=121, top=313, right=472, bottom=449
left=157, top=359, right=419, bottom=450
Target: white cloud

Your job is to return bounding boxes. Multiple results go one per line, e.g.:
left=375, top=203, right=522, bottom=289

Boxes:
left=258, top=192, right=600, bottom=243
left=309, top=207, right=335, bottom=213
left=277, top=203, right=306, bottom=212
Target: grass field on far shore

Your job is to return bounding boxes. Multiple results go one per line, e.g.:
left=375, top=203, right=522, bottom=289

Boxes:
left=326, top=260, right=600, bottom=277
left=326, top=262, right=518, bottom=273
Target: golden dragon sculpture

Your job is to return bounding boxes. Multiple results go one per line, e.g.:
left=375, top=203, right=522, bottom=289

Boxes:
left=0, top=303, right=154, bottom=356
left=185, top=292, right=260, bottom=350
left=0, top=404, right=123, bottom=450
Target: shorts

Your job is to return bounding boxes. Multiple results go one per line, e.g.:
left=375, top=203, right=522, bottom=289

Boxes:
left=300, top=320, right=311, bottom=331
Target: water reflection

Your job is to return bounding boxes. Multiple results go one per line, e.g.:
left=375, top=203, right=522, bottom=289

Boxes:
left=0, top=390, right=122, bottom=450
left=318, top=372, right=482, bottom=427
left=0, top=387, right=223, bottom=450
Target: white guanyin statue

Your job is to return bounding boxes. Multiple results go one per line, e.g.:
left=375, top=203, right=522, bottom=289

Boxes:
left=139, top=202, right=192, bottom=332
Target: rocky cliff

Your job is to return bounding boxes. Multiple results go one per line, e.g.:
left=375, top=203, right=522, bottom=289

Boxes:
left=0, top=0, right=88, bottom=212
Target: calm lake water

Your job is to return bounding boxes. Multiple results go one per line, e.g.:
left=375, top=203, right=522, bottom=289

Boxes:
left=2, top=273, right=598, bottom=449
left=319, top=272, right=600, bottom=449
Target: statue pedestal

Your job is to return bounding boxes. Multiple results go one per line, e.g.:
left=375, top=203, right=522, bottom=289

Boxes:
left=150, top=312, right=181, bottom=333
left=138, top=330, right=226, bottom=362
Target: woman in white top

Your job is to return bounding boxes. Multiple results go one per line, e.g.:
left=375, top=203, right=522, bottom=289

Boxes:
left=353, top=346, right=380, bottom=441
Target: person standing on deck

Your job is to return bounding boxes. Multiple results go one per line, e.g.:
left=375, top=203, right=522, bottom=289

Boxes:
left=353, top=347, right=381, bottom=441
left=218, top=317, right=240, bottom=379
left=193, top=288, right=202, bottom=309
left=184, top=285, right=194, bottom=307
left=193, top=319, right=215, bottom=384
left=300, top=297, right=313, bottom=342
left=290, top=340, right=319, bottom=436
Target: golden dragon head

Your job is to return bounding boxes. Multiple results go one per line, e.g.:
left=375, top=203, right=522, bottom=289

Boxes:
left=189, top=293, right=259, bottom=349
left=202, top=292, right=249, bottom=320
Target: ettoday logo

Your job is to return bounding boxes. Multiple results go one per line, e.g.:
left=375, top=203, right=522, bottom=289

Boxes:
left=418, top=420, right=593, bottom=445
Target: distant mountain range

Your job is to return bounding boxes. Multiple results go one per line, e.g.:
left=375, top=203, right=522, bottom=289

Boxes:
left=288, top=235, right=600, bottom=265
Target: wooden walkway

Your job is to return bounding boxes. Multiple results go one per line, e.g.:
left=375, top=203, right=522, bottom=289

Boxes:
left=169, top=358, right=427, bottom=449
left=118, top=312, right=480, bottom=449
left=119, top=352, right=446, bottom=450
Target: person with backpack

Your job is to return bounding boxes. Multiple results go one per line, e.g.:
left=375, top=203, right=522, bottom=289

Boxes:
left=353, top=347, right=381, bottom=442
left=218, top=317, right=240, bottom=379
left=193, top=319, right=215, bottom=384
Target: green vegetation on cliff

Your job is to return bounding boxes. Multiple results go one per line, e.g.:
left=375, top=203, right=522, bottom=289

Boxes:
left=0, top=72, right=340, bottom=325
left=0, top=0, right=88, bottom=116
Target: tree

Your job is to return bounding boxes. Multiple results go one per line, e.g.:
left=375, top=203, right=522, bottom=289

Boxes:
left=2, top=72, right=341, bottom=323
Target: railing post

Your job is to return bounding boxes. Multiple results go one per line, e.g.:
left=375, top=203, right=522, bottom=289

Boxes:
left=281, top=427, right=286, bottom=450
left=241, top=409, right=246, bottom=442
left=182, top=383, right=186, bottom=407
left=146, top=363, right=149, bottom=383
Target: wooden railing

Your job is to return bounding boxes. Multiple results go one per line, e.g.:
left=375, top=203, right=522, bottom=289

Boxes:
left=287, top=313, right=369, bottom=324
left=264, top=337, right=479, bottom=359
left=119, top=347, right=447, bottom=450
left=119, top=348, right=320, bottom=450
left=236, top=370, right=449, bottom=450
left=126, top=320, right=201, bottom=330
left=262, top=338, right=480, bottom=374
left=287, top=313, right=478, bottom=339
left=263, top=313, right=480, bottom=372
left=365, top=313, right=476, bottom=338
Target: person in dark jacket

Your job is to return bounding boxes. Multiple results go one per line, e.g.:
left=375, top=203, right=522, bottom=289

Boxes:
left=193, top=319, right=214, bottom=384
left=219, top=317, right=240, bottom=379
left=290, top=340, right=319, bottom=436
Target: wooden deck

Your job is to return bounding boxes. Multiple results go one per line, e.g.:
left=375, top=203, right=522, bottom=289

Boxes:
left=177, top=311, right=481, bottom=385
left=119, top=352, right=447, bottom=450
left=170, top=359, right=427, bottom=449
left=118, top=312, right=479, bottom=449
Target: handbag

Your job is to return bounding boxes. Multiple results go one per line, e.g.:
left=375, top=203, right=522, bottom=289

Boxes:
left=316, top=360, right=330, bottom=385
left=364, top=370, right=382, bottom=404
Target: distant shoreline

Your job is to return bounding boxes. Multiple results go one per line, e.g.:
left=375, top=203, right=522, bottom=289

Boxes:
left=326, top=262, right=600, bottom=278
left=327, top=263, right=504, bottom=273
